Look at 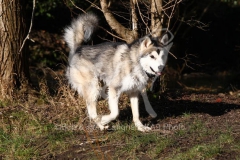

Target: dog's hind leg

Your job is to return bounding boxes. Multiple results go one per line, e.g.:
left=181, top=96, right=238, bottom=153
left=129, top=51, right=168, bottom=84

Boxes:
left=82, top=79, right=108, bottom=130
left=86, top=100, right=108, bottom=130
left=130, top=92, right=151, bottom=132
left=100, top=86, right=120, bottom=126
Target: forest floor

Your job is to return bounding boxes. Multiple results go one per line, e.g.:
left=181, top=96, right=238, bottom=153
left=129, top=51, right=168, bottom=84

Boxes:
left=0, top=69, right=240, bottom=159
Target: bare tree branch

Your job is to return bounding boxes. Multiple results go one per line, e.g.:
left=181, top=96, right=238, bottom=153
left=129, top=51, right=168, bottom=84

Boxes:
left=166, top=0, right=178, bottom=31
left=85, top=0, right=102, bottom=11
left=180, top=53, right=202, bottom=70
left=98, top=26, right=126, bottom=41
left=136, top=0, right=151, bottom=34
left=169, top=51, right=177, bottom=59
left=18, top=0, right=35, bottom=54
left=85, top=0, right=98, bottom=12
left=130, top=0, right=138, bottom=31
left=100, top=0, right=138, bottom=43
left=69, top=0, right=86, bottom=13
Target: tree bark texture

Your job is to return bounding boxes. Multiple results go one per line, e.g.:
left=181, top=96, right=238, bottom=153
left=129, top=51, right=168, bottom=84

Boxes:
left=0, top=0, right=29, bottom=97
left=151, top=0, right=163, bottom=37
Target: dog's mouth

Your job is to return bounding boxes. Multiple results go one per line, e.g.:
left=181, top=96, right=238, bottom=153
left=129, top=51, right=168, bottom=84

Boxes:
left=150, top=67, right=161, bottom=76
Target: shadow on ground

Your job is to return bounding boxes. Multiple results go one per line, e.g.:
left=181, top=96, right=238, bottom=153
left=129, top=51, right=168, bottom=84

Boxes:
left=117, top=90, right=240, bottom=124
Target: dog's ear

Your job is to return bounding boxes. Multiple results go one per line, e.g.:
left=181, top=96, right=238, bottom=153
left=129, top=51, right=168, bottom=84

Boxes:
left=142, top=36, right=152, bottom=48
left=160, top=34, right=173, bottom=52
left=140, top=36, right=153, bottom=55
left=160, top=34, right=169, bottom=45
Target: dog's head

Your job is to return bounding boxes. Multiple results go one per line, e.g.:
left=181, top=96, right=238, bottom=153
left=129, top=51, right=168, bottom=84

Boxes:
left=139, top=33, right=173, bottom=76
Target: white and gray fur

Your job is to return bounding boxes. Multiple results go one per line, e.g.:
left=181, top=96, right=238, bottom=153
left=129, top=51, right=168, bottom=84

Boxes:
left=64, top=13, right=173, bottom=132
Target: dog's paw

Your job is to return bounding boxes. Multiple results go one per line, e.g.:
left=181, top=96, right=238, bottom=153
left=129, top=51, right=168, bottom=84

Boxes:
left=137, top=125, right=152, bottom=132
left=93, top=115, right=109, bottom=131
left=134, top=121, right=151, bottom=132
left=98, top=124, right=109, bottom=131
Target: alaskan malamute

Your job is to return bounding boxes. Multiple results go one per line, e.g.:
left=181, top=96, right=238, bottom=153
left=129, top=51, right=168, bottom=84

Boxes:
left=64, top=13, right=173, bottom=132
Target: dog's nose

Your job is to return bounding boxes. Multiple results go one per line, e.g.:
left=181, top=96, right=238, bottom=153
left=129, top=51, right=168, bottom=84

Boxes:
left=158, top=65, right=164, bottom=71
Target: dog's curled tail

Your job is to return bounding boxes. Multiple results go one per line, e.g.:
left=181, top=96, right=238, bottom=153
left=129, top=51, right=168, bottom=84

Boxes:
left=64, top=13, right=98, bottom=56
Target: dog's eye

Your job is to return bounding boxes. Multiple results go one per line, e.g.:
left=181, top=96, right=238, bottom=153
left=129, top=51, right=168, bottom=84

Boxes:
left=150, top=55, right=155, bottom=59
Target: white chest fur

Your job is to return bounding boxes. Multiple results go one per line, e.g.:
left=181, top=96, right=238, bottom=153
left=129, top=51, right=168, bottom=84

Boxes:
left=120, top=67, right=148, bottom=92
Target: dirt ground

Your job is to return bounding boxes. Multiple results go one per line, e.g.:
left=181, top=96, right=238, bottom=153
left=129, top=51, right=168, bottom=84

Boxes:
left=28, top=32, right=240, bottom=158
left=52, top=74, right=240, bottom=159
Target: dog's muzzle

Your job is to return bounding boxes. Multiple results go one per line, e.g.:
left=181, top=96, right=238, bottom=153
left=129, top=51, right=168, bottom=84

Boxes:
left=150, top=67, right=161, bottom=76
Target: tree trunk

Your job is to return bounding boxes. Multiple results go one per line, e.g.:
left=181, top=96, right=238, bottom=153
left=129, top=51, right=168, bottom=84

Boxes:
left=0, top=0, right=29, bottom=98
left=151, top=0, right=163, bottom=37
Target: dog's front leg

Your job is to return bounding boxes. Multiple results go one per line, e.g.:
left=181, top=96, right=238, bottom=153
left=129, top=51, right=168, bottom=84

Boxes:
left=130, top=92, right=151, bottom=132
left=141, top=88, right=157, bottom=118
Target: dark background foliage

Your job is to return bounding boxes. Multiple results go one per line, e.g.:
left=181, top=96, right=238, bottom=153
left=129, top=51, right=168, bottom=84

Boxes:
left=27, top=0, right=240, bottom=75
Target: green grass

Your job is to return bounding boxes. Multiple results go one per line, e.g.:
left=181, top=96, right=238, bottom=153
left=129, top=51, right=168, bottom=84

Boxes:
left=1, top=104, right=239, bottom=159
left=104, top=123, right=175, bottom=159
left=0, top=99, right=11, bottom=108
left=171, top=144, right=221, bottom=159
left=0, top=109, right=75, bottom=159
left=168, top=132, right=234, bottom=160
